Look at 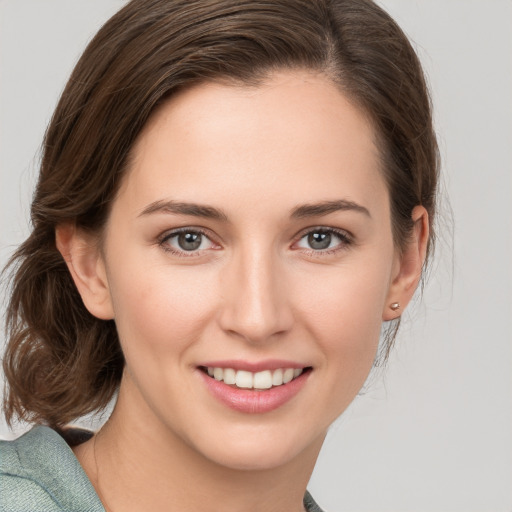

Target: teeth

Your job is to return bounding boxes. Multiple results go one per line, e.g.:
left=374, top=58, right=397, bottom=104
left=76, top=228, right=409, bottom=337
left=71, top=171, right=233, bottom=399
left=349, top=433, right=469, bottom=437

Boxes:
left=253, top=370, right=272, bottom=389
left=272, top=368, right=283, bottom=386
left=283, top=368, right=294, bottom=384
left=205, top=367, right=304, bottom=389
left=236, top=370, right=253, bottom=389
left=223, top=368, right=236, bottom=385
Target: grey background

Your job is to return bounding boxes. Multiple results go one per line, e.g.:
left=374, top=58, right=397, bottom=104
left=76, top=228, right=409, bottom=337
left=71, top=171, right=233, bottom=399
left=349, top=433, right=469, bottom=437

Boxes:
left=1, top=1, right=511, bottom=510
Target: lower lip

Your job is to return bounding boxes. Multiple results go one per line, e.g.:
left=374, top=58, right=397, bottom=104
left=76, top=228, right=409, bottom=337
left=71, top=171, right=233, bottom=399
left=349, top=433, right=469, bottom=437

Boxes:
left=199, top=370, right=310, bottom=414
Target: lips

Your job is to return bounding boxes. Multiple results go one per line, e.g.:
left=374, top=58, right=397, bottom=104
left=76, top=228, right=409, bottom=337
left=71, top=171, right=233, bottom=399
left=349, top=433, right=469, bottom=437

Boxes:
left=197, top=361, right=312, bottom=413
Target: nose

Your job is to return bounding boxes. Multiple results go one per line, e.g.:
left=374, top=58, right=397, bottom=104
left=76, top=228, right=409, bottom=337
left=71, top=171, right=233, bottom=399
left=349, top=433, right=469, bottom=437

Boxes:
left=217, top=246, right=293, bottom=344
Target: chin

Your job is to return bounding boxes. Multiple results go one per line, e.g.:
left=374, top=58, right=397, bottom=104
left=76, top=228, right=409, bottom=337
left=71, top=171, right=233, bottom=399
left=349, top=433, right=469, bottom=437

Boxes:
left=204, top=446, right=302, bottom=472
left=185, top=424, right=325, bottom=472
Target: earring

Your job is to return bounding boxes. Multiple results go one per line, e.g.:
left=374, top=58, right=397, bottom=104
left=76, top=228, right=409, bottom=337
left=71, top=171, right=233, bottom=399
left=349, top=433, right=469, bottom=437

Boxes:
left=390, top=302, right=400, bottom=311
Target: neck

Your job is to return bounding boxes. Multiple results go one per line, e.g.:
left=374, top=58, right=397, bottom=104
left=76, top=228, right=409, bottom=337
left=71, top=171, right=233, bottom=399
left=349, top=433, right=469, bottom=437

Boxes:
left=74, top=378, right=323, bottom=512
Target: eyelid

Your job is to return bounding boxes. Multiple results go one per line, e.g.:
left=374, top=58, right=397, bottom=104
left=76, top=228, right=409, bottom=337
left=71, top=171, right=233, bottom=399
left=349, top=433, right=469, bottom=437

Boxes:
left=293, top=225, right=353, bottom=242
left=291, top=226, right=354, bottom=253
left=157, top=226, right=221, bottom=255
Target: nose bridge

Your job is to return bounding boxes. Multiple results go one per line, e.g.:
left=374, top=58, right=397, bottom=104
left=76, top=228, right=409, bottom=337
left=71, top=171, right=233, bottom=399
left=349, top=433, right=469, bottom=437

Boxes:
left=219, top=241, right=292, bottom=342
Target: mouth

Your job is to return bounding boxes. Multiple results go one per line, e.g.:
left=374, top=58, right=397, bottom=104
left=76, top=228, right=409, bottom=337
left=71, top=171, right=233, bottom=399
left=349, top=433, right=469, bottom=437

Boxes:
left=199, top=366, right=313, bottom=391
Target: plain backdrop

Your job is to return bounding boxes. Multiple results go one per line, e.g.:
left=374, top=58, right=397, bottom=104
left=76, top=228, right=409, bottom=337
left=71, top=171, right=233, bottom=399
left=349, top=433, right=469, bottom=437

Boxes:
left=1, top=1, right=511, bottom=511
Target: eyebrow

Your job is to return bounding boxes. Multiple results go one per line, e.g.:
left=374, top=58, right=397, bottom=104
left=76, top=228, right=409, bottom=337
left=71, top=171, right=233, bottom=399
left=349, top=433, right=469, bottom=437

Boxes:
left=138, top=198, right=370, bottom=222
left=290, top=199, right=371, bottom=219
left=138, top=200, right=229, bottom=221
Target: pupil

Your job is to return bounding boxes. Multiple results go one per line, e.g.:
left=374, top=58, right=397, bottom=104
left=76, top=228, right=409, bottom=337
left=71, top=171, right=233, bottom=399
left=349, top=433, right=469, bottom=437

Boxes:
left=308, top=232, right=331, bottom=250
left=178, top=232, right=202, bottom=251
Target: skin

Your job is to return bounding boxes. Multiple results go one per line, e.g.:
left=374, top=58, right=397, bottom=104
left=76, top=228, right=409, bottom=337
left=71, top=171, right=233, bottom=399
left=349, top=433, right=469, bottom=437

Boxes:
left=57, top=70, right=428, bottom=512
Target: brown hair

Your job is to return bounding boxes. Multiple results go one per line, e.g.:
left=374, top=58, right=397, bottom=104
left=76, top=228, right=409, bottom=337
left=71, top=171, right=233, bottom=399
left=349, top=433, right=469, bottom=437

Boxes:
left=2, top=0, right=439, bottom=428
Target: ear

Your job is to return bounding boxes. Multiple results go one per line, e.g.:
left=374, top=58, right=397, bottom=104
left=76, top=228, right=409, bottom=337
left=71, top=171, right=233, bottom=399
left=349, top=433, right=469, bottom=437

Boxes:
left=55, top=223, right=114, bottom=320
left=382, top=206, right=429, bottom=321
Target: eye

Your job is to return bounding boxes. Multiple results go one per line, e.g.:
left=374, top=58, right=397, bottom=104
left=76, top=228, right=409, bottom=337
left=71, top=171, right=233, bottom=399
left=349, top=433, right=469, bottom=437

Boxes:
left=295, top=228, right=351, bottom=252
left=159, top=228, right=217, bottom=254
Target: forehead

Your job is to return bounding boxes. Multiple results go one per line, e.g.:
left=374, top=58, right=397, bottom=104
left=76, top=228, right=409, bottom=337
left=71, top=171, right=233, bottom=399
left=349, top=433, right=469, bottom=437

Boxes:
left=118, top=70, right=387, bottom=218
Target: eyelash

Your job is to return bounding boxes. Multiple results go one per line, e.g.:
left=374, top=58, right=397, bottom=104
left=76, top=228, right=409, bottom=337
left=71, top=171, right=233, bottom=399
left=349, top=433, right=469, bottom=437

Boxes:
left=158, top=227, right=218, bottom=257
left=293, top=227, right=353, bottom=256
left=157, top=226, right=353, bottom=257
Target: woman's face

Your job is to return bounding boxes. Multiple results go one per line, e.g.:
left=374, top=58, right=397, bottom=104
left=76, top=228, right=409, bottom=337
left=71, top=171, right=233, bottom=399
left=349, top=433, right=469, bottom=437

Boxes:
left=96, top=71, right=401, bottom=470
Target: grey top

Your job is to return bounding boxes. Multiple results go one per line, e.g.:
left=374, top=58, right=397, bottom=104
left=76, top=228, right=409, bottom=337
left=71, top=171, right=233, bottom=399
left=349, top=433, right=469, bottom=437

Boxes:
left=1, top=426, right=104, bottom=512
left=1, top=426, right=324, bottom=511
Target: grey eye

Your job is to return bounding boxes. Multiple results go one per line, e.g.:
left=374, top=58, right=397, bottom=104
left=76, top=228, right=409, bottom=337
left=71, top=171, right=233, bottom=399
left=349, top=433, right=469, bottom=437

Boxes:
left=177, top=232, right=203, bottom=251
left=162, top=230, right=214, bottom=253
left=307, top=232, right=332, bottom=250
left=295, top=228, right=350, bottom=252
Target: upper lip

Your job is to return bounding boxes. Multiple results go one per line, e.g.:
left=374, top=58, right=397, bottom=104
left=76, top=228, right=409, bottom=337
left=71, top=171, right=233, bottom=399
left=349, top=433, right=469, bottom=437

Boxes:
left=198, top=359, right=309, bottom=372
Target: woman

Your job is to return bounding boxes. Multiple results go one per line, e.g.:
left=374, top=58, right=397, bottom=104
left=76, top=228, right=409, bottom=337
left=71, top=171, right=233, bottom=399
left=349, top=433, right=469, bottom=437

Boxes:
left=1, top=0, right=438, bottom=510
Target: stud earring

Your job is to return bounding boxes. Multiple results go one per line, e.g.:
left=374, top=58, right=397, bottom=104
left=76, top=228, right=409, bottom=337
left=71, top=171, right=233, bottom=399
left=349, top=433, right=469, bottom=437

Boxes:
left=390, top=302, right=400, bottom=311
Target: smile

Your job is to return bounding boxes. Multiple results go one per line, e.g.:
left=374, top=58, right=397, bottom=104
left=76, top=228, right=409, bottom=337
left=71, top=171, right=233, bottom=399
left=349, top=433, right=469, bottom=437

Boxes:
left=202, top=366, right=306, bottom=390
left=198, top=363, right=312, bottom=414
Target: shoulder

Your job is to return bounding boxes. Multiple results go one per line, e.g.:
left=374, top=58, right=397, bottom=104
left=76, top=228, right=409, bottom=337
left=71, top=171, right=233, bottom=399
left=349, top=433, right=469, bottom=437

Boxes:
left=0, top=426, right=104, bottom=512
left=304, top=490, right=326, bottom=512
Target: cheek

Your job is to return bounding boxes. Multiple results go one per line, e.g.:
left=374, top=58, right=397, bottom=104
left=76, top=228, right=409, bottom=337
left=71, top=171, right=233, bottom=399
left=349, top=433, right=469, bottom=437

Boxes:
left=295, top=256, right=391, bottom=368
left=292, top=264, right=389, bottom=420
left=107, top=261, right=219, bottom=361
